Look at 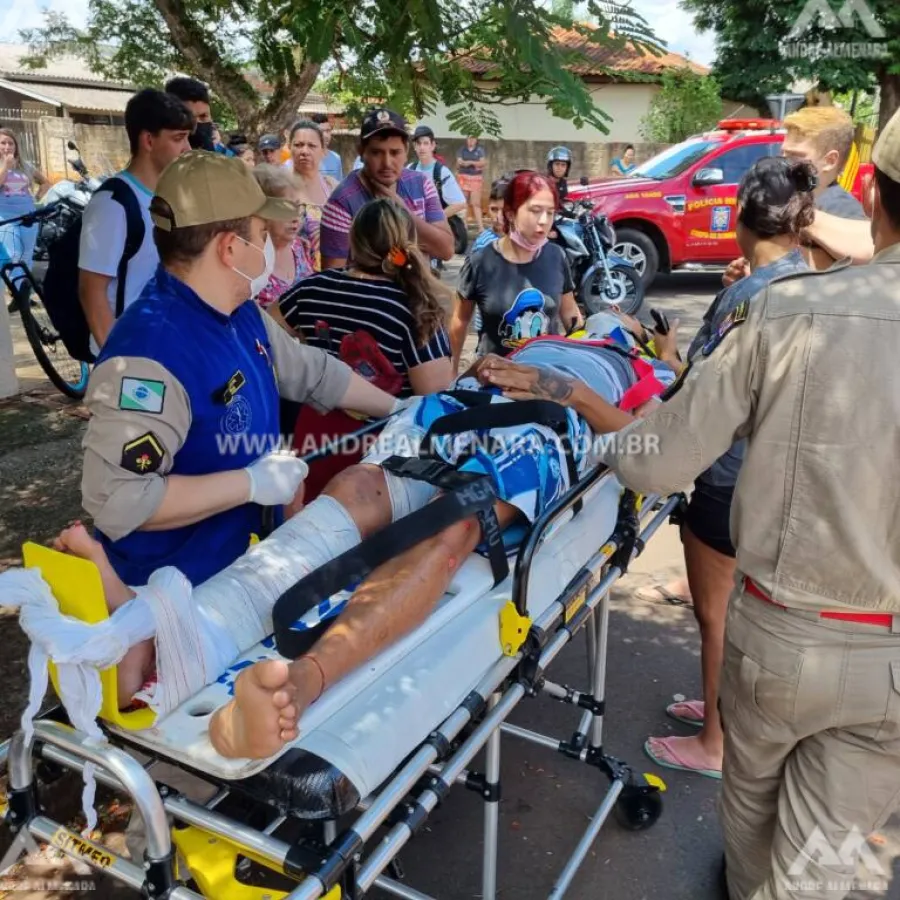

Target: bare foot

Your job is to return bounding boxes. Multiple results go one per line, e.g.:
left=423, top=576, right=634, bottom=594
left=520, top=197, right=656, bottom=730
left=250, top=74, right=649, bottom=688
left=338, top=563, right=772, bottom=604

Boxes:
left=644, top=735, right=722, bottom=779
left=54, top=522, right=133, bottom=612
left=210, top=659, right=302, bottom=759
left=53, top=521, right=152, bottom=706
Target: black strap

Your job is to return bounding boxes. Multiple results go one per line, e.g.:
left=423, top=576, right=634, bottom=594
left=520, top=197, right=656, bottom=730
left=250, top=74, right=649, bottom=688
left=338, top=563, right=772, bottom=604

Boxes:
left=272, top=462, right=503, bottom=660
left=420, top=396, right=580, bottom=496
left=101, top=176, right=145, bottom=318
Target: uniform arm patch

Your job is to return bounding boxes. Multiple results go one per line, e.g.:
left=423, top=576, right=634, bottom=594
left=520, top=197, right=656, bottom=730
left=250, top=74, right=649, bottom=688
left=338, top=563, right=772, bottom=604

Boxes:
left=121, top=432, right=165, bottom=475
left=701, top=300, right=749, bottom=357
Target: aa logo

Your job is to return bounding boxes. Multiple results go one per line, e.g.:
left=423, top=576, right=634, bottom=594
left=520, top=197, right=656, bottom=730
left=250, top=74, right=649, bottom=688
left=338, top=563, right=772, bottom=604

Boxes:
left=787, top=0, right=886, bottom=39
left=0, top=828, right=42, bottom=875
left=787, top=826, right=886, bottom=877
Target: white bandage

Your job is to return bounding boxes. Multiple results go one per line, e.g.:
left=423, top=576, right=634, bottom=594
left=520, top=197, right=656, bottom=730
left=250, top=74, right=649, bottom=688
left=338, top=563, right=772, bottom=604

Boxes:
left=0, top=495, right=363, bottom=827
left=193, top=495, right=361, bottom=653
left=381, top=468, right=440, bottom=522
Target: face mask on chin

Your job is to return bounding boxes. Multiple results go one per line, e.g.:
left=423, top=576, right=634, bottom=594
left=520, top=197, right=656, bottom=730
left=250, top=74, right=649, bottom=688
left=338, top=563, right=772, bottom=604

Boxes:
left=189, top=122, right=216, bottom=151
left=231, top=235, right=275, bottom=298
left=509, top=229, right=549, bottom=253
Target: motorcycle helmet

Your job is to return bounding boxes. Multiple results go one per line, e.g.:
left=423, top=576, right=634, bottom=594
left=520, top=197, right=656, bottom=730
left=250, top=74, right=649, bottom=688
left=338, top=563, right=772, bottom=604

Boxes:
left=547, top=146, right=572, bottom=178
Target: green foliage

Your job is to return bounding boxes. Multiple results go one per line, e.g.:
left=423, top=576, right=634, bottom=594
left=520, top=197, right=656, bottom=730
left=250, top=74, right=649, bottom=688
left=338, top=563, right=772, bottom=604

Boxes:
left=680, top=0, right=900, bottom=122
left=639, top=68, right=723, bottom=142
left=19, top=0, right=664, bottom=136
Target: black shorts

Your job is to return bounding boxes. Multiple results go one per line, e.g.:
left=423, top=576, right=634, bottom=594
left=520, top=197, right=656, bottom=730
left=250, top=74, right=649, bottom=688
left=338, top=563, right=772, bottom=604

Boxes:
left=683, top=482, right=736, bottom=558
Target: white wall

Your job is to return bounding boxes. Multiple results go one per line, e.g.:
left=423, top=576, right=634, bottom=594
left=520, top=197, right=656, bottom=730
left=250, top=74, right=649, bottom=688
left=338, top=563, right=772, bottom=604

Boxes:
left=418, top=82, right=661, bottom=143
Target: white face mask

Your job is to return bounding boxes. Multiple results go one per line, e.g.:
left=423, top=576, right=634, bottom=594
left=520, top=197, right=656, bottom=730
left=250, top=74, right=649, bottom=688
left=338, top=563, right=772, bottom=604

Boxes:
left=232, top=234, right=275, bottom=298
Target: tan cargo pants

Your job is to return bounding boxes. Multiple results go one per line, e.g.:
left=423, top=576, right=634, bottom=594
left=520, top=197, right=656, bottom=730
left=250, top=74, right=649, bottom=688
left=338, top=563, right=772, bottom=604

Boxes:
left=718, top=580, right=900, bottom=900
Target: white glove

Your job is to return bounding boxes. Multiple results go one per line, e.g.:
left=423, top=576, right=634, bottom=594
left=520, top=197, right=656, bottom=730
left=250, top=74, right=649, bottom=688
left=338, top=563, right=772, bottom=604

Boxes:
left=245, top=452, right=309, bottom=506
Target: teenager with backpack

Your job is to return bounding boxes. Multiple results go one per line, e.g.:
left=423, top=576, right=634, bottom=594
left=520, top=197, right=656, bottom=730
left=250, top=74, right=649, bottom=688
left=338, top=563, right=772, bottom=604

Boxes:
left=409, top=126, right=468, bottom=259
left=75, top=89, right=193, bottom=356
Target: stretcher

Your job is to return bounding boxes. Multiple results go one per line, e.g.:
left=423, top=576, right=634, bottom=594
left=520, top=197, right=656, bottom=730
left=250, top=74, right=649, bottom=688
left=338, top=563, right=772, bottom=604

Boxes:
left=0, top=446, right=685, bottom=900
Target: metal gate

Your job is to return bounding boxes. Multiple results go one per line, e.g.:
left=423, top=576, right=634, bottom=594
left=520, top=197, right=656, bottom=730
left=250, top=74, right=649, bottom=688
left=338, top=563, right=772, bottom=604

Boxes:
left=0, top=109, right=43, bottom=171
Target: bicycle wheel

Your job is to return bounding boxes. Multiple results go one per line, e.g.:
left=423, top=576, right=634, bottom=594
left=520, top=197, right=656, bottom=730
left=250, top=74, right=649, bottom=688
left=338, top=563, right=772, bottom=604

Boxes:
left=15, top=281, right=90, bottom=400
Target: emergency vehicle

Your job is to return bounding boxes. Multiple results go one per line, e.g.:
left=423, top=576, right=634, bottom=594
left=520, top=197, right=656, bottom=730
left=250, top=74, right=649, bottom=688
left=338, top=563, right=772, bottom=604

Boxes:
left=568, top=118, right=872, bottom=287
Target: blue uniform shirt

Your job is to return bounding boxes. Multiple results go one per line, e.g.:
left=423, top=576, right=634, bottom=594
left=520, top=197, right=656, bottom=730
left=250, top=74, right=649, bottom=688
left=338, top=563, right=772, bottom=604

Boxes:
left=93, top=267, right=281, bottom=587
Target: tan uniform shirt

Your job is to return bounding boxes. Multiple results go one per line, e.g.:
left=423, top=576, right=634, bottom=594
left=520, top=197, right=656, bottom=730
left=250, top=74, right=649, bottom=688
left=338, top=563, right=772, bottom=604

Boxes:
left=603, top=244, right=900, bottom=613
left=82, top=313, right=351, bottom=541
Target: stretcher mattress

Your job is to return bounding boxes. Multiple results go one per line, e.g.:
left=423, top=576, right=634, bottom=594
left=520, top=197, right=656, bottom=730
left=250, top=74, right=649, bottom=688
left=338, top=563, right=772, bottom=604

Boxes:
left=107, top=472, right=624, bottom=816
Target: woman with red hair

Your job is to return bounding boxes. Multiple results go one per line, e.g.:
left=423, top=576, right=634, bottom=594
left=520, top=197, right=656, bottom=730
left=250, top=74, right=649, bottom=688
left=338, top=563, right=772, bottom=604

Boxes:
left=448, top=170, right=582, bottom=371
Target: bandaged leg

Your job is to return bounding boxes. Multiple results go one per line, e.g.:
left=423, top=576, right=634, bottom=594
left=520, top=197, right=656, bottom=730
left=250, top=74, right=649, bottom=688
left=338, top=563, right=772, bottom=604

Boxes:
left=211, top=498, right=523, bottom=759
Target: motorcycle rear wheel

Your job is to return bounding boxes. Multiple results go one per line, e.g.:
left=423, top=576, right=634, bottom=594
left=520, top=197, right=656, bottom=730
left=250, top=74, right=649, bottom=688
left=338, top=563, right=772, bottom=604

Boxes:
left=583, top=264, right=644, bottom=317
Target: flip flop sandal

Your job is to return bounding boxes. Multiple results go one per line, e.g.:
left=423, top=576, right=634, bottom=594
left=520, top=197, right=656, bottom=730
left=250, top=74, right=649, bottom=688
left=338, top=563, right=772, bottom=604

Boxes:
left=634, top=583, right=693, bottom=607
left=666, top=699, right=705, bottom=727
left=643, top=737, right=722, bottom=780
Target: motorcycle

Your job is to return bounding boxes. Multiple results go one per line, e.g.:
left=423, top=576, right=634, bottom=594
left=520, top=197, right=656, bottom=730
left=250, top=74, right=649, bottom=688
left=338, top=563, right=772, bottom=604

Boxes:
left=33, top=141, right=101, bottom=284
left=551, top=198, right=644, bottom=317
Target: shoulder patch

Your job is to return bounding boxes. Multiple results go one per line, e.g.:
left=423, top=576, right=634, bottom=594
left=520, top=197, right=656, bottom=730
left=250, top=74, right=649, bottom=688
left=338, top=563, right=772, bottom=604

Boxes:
left=701, top=301, right=748, bottom=357
left=121, top=432, right=164, bottom=475
left=119, top=377, right=165, bottom=414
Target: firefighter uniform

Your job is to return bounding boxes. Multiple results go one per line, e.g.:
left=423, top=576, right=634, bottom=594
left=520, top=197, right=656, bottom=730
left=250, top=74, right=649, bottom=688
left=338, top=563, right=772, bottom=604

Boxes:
left=601, top=110, right=900, bottom=900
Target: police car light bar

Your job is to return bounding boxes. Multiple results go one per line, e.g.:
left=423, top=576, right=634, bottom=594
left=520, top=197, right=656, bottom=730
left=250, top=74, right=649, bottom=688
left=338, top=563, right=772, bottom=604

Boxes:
left=716, top=118, right=780, bottom=131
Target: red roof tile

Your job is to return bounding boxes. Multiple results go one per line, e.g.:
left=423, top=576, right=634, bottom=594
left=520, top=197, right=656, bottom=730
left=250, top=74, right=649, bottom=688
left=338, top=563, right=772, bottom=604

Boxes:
left=456, top=24, right=708, bottom=79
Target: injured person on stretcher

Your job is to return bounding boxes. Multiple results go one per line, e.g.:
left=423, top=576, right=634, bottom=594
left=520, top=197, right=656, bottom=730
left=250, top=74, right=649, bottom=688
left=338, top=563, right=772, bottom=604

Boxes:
left=42, top=309, right=677, bottom=760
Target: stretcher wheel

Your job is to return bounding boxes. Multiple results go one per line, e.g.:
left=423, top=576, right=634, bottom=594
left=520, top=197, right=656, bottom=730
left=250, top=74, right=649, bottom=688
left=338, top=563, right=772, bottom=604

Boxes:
left=615, top=784, right=663, bottom=831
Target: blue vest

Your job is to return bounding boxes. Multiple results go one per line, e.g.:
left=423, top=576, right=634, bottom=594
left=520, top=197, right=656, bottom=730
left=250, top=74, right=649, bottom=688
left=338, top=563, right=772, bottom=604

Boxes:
left=95, top=267, right=281, bottom=587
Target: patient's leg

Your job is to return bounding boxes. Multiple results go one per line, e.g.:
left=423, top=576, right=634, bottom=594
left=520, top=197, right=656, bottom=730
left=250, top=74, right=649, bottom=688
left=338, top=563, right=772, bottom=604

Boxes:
left=210, top=500, right=522, bottom=759
left=52, top=523, right=155, bottom=704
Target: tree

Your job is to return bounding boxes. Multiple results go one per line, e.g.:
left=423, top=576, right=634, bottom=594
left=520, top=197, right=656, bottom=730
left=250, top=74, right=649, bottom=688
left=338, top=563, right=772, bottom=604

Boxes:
left=19, top=0, right=662, bottom=137
left=639, top=68, right=723, bottom=142
left=680, top=0, right=900, bottom=130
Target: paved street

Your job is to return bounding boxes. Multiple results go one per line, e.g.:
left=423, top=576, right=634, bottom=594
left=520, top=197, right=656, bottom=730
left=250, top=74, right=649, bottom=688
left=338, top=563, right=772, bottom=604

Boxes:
left=3, top=271, right=898, bottom=899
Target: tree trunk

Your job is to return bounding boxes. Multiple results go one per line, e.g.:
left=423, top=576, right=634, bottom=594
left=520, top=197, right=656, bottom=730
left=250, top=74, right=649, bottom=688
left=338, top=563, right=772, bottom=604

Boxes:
left=152, top=0, right=259, bottom=126
left=878, top=68, right=900, bottom=133
left=252, top=61, right=322, bottom=135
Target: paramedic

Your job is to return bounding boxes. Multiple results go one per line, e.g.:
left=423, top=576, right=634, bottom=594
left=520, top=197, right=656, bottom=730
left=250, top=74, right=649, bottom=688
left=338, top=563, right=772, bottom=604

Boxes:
left=80, top=151, right=401, bottom=589
left=601, top=107, right=900, bottom=900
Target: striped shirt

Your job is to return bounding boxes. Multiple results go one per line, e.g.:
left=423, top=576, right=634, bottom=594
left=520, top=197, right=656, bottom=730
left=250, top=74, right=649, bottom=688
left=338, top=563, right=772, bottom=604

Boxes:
left=319, top=169, right=445, bottom=262
left=278, top=270, right=452, bottom=398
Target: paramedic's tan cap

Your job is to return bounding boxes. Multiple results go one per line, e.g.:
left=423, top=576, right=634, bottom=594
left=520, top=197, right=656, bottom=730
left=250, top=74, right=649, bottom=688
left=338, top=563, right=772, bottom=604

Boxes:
left=873, top=106, right=900, bottom=183
left=151, top=150, right=296, bottom=230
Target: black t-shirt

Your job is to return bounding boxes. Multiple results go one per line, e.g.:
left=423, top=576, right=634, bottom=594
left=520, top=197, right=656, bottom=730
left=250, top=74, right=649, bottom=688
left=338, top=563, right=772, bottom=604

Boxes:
left=278, top=270, right=451, bottom=398
left=457, top=241, right=575, bottom=356
left=816, top=183, right=867, bottom=220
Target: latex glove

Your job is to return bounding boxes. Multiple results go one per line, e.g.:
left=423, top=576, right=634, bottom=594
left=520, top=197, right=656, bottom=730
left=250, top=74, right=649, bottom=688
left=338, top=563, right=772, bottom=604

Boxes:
left=245, top=452, right=309, bottom=506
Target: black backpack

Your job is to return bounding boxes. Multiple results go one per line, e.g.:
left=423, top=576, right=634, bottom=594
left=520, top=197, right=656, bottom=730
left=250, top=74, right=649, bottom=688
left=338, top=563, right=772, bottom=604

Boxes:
left=42, top=176, right=145, bottom=363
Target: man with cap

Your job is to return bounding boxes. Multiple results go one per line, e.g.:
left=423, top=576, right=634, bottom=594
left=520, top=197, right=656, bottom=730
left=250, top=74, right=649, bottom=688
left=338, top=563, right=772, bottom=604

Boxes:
left=320, top=108, right=454, bottom=269
left=258, top=134, right=282, bottom=166
left=591, top=108, right=900, bottom=899
left=81, top=151, right=403, bottom=589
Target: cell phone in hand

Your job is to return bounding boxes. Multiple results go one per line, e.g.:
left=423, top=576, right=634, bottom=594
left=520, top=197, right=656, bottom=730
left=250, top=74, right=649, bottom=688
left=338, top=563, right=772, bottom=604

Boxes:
left=650, top=308, right=670, bottom=335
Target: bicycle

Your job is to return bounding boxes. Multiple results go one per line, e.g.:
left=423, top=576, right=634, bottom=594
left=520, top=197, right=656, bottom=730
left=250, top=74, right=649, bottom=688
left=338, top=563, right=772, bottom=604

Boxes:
left=0, top=204, right=90, bottom=400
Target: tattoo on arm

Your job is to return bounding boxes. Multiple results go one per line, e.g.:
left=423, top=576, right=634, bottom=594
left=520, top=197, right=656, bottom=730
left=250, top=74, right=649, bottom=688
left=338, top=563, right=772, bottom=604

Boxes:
left=533, top=368, right=574, bottom=402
